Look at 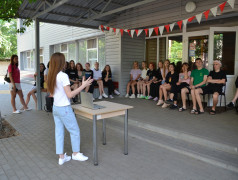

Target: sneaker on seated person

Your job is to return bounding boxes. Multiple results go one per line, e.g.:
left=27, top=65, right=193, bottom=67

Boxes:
left=166, top=99, right=174, bottom=105
left=98, top=95, right=102, bottom=100
left=102, top=93, right=108, bottom=98
left=109, top=95, right=114, bottom=99
left=125, top=94, right=129, bottom=98
left=162, top=103, right=170, bottom=108
left=114, top=90, right=120, bottom=95
left=227, top=102, right=235, bottom=108
left=129, top=94, right=135, bottom=98
left=170, top=104, right=178, bottom=109
left=137, top=94, right=140, bottom=98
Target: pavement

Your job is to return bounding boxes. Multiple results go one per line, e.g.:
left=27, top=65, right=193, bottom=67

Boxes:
left=0, top=73, right=238, bottom=180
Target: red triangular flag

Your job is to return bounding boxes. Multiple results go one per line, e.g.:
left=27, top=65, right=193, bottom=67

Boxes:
left=144, top=29, right=148, bottom=36
left=113, top=28, right=116, bottom=33
left=188, top=16, right=195, bottom=22
left=100, top=25, right=104, bottom=32
left=106, top=27, right=110, bottom=31
left=154, top=27, right=159, bottom=35
left=219, top=1, right=227, bottom=13
left=120, top=29, right=124, bottom=36
left=127, top=30, right=131, bottom=37
left=135, top=29, right=139, bottom=36
left=203, top=9, right=210, bottom=20
left=164, top=24, right=170, bottom=33
left=177, top=20, right=182, bottom=30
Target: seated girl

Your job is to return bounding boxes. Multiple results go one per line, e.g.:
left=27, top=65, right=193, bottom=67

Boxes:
left=150, top=60, right=163, bottom=101
left=161, top=59, right=170, bottom=84
left=141, top=63, right=156, bottom=99
left=125, top=61, right=141, bottom=98
left=165, top=63, right=191, bottom=110
left=157, top=63, right=179, bottom=108
left=137, top=61, right=148, bottom=98
left=227, top=76, right=238, bottom=108
left=76, top=63, right=84, bottom=87
left=25, top=63, right=46, bottom=109
left=102, top=65, right=120, bottom=99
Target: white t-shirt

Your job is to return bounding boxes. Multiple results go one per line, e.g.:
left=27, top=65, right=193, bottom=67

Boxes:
left=93, top=69, right=102, bottom=80
left=44, top=68, right=49, bottom=76
left=141, top=68, right=148, bottom=79
left=53, top=71, right=70, bottom=107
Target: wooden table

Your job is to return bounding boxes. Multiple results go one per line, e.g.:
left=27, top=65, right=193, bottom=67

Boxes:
left=72, top=101, right=133, bottom=165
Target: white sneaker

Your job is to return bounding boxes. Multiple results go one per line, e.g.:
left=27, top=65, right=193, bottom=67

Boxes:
left=102, top=93, right=108, bottom=98
left=114, top=90, right=120, bottom=95
left=20, top=107, right=32, bottom=112
left=156, top=100, right=164, bottom=106
left=137, top=94, right=140, bottom=98
left=58, top=153, right=71, bottom=165
left=13, top=110, right=21, bottom=114
left=129, top=94, right=135, bottom=98
left=72, top=153, right=88, bottom=162
left=162, top=103, right=170, bottom=108
left=92, top=97, right=95, bottom=101
left=125, top=94, right=129, bottom=98
left=109, top=95, right=114, bottom=99
left=98, top=95, right=102, bottom=100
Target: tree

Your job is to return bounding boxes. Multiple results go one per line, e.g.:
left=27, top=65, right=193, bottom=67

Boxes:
left=0, top=19, right=17, bottom=59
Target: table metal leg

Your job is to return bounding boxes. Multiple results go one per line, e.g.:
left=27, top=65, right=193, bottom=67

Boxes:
left=102, top=119, right=106, bottom=145
left=124, top=109, right=128, bottom=155
left=93, top=115, right=98, bottom=165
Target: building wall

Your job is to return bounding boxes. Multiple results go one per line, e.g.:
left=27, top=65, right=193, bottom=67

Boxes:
left=121, top=32, right=146, bottom=95
left=17, top=21, right=104, bottom=69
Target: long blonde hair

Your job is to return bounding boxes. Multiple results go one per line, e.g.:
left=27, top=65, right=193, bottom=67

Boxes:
left=47, top=53, right=66, bottom=94
left=163, top=59, right=170, bottom=78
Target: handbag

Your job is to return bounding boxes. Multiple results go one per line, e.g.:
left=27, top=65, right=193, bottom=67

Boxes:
left=4, top=70, right=11, bottom=83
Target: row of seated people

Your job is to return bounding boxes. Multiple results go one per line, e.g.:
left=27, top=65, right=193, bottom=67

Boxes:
left=63, top=61, right=120, bottom=102
left=125, top=58, right=238, bottom=115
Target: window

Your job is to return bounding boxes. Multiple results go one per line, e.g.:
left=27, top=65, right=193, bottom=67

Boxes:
left=213, top=32, right=236, bottom=75
left=54, top=44, right=60, bottom=52
left=146, top=39, right=157, bottom=66
left=27, top=51, right=31, bottom=69
left=87, top=39, right=97, bottom=68
left=98, top=37, right=105, bottom=70
left=188, top=36, right=209, bottom=69
left=68, top=43, right=76, bottom=61
left=168, top=36, right=183, bottom=64
left=79, top=40, right=87, bottom=66
left=87, top=39, right=97, bottom=49
left=54, top=43, right=76, bottom=61
left=61, top=44, right=68, bottom=60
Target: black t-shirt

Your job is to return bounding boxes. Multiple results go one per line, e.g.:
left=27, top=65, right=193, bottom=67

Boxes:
left=208, top=70, right=227, bottom=89
left=146, top=70, right=156, bottom=80
left=34, top=71, right=44, bottom=88
left=83, top=69, right=93, bottom=80
left=66, top=68, right=78, bottom=80
left=165, top=72, right=179, bottom=85
left=102, top=71, right=112, bottom=81
left=155, top=68, right=162, bottom=81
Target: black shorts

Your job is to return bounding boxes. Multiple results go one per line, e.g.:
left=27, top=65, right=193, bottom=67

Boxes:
left=70, top=82, right=74, bottom=86
left=201, top=84, right=222, bottom=95
left=93, top=80, right=98, bottom=86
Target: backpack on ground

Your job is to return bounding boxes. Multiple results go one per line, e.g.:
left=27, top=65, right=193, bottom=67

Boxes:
left=44, top=94, right=54, bottom=112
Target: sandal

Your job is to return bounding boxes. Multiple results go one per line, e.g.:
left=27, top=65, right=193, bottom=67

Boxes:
left=210, top=110, right=216, bottom=115
left=190, top=109, right=196, bottom=114
left=179, top=107, right=186, bottom=112
left=195, top=110, right=205, bottom=115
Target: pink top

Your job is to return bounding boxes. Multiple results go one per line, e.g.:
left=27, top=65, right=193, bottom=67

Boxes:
left=8, top=64, right=20, bottom=83
left=179, top=71, right=191, bottom=84
left=130, top=69, right=141, bottom=80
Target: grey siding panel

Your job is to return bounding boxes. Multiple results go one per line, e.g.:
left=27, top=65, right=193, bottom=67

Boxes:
left=121, top=33, right=145, bottom=95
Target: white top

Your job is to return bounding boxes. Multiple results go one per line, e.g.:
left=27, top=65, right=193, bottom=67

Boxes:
left=92, top=68, right=102, bottom=80
left=141, top=68, right=148, bottom=79
left=44, top=68, right=49, bottom=76
left=53, top=71, right=70, bottom=107
left=130, top=69, right=142, bottom=80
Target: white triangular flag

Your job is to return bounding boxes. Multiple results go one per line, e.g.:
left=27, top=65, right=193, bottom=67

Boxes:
left=227, top=0, right=235, bottom=9
left=183, top=19, right=188, bottom=28
left=170, top=23, right=175, bottom=32
left=137, top=29, right=143, bottom=37
left=124, top=29, right=128, bottom=32
left=196, top=13, right=203, bottom=24
left=149, top=28, right=153, bottom=37
left=211, top=6, right=218, bottom=17
left=104, top=26, right=107, bottom=30
left=159, top=26, right=164, bottom=36
left=116, top=29, right=120, bottom=35
left=109, top=28, right=113, bottom=33
left=98, top=25, right=101, bottom=30
left=131, top=30, right=135, bottom=38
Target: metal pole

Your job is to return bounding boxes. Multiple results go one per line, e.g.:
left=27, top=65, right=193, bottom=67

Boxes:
left=35, top=18, right=42, bottom=110
left=124, top=109, right=128, bottom=155
left=102, top=119, right=106, bottom=145
left=93, top=115, right=98, bottom=165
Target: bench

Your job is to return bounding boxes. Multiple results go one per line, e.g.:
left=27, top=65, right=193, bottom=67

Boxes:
left=93, top=81, right=119, bottom=98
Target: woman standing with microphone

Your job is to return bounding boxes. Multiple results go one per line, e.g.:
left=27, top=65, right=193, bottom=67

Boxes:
left=47, top=53, right=93, bottom=165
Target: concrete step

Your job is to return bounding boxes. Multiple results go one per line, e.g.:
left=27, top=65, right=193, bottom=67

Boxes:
left=101, top=117, right=238, bottom=174
left=111, top=116, right=238, bottom=155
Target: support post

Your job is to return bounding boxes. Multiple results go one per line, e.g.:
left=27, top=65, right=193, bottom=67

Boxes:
left=102, top=119, right=106, bottom=145
left=35, top=18, right=42, bottom=110
left=124, top=109, right=128, bottom=155
left=93, top=115, right=98, bottom=165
